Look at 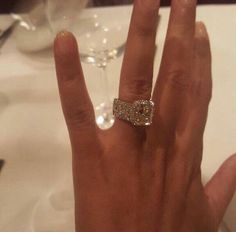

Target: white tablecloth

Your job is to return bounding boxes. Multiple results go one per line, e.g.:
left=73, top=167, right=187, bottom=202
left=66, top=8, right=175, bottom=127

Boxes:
left=0, top=5, right=236, bottom=232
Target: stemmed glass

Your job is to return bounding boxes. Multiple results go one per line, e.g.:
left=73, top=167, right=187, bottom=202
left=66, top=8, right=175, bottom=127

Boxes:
left=44, top=0, right=88, bottom=33
left=76, top=13, right=128, bottom=129
left=45, top=0, right=128, bottom=130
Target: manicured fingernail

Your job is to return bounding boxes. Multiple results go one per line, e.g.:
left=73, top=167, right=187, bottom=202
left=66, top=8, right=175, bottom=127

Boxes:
left=54, top=31, right=79, bottom=81
left=196, top=21, right=207, bottom=36
left=54, top=31, right=76, bottom=56
left=194, top=22, right=210, bottom=56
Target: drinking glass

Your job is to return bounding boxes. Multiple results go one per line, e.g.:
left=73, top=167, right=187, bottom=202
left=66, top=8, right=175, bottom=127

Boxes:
left=76, top=13, right=128, bottom=129
left=44, top=0, right=88, bottom=33
left=46, top=0, right=128, bottom=130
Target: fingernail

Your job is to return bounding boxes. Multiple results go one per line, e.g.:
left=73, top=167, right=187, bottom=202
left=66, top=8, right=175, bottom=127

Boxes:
left=195, top=21, right=207, bottom=36
left=54, top=31, right=79, bottom=81
left=194, top=22, right=210, bottom=57
left=54, top=31, right=76, bottom=56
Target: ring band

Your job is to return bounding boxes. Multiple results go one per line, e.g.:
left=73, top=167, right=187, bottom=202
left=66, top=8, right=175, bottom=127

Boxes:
left=113, top=98, right=154, bottom=126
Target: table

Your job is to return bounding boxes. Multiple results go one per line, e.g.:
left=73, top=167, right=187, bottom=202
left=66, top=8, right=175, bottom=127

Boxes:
left=0, top=5, right=236, bottom=232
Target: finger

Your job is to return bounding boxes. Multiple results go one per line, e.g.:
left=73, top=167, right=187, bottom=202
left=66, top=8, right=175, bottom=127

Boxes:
left=114, top=0, right=160, bottom=132
left=161, top=24, right=212, bottom=217
left=160, top=22, right=212, bottom=223
left=148, top=0, right=198, bottom=227
left=54, top=31, right=98, bottom=156
left=205, top=154, right=236, bottom=225
left=174, top=22, right=212, bottom=164
left=151, top=0, right=197, bottom=146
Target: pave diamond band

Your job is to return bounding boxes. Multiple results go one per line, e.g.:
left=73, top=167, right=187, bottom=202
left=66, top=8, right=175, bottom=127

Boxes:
left=113, top=99, right=154, bottom=126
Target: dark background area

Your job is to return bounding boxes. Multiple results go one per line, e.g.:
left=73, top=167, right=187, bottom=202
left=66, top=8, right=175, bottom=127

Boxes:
left=93, top=0, right=236, bottom=5
left=0, top=0, right=236, bottom=13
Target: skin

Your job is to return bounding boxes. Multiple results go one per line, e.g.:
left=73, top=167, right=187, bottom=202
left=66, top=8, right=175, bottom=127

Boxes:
left=53, top=0, right=236, bottom=231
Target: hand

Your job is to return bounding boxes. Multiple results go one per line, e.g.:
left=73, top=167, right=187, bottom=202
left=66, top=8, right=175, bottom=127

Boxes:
left=54, top=0, right=236, bottom=231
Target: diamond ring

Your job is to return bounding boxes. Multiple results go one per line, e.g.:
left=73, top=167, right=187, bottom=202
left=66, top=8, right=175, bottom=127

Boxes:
left=113, top=98, right=154, bottom=126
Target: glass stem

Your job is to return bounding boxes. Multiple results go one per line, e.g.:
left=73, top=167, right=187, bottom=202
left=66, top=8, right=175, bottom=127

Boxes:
left=99, top=65, right=111, bottom=105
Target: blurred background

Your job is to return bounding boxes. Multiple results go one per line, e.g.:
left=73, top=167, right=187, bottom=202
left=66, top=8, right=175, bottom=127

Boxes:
left=1, top=0, right=236, bottom=13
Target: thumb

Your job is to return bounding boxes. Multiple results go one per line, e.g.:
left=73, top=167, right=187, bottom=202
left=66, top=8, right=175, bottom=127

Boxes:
left=205, top=154, right=236, bottom=225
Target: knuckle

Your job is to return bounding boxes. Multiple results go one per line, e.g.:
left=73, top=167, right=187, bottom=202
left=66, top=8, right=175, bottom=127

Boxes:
left=166, top=68, right=190, bottom=92
left=61, top=73, right=76, bottom=83
left=190, top=79, right=212, bottom=103
left=165, top=35, right=187, bottom=53
left=133, top=21, right=156, bottom=38
left=132, top=1, right=158, bottom=38
left=121, top=78, right=152, bottom=100
left=194, top=36, right=210, bottom=57
left=66, top=105, right=94, bottom=129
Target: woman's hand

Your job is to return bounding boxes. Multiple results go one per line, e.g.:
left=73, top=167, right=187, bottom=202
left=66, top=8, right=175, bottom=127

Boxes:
left=54, top=0, right=236, bottom=231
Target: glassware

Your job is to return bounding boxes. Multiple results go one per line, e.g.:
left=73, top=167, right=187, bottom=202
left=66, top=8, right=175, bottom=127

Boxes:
left=76, top=13, right=128, bottom=129
left=12, top=0, right=88, bottom=53
left=44, top=0, right=88, bottom=33
left=45, top=0, right=128, bottom=130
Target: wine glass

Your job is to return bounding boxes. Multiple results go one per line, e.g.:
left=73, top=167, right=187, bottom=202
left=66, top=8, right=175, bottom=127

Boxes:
left=46, top=0, right=128, bottom=130
left=44, top=0, right=88, bottom=33
left=76, top=13, right=128, bottom=129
